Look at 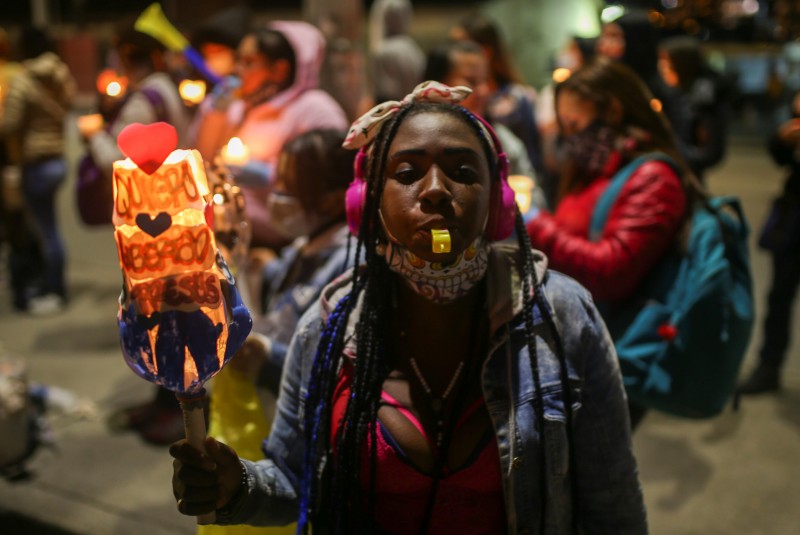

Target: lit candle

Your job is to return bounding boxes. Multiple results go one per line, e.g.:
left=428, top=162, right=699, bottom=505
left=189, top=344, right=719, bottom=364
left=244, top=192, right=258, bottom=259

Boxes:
left=221, top=137, right=250, bottom=167
left=507, top=175, right=535, bottom=215
left=552, top=68, right=571, bottom=83
left=179, top=79, right=207, bottom=106
left=106, top=81, right=122, bottom=97
left=96, top=69, right=127, bottom=98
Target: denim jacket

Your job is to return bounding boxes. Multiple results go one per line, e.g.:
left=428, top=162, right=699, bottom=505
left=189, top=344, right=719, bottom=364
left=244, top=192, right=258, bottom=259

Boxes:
left=218, top=244, right=648, bottom=534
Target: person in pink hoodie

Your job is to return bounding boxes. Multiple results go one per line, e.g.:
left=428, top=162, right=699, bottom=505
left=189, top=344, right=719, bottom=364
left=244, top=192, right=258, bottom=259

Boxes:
left=195, top=21, right=348, bottom=251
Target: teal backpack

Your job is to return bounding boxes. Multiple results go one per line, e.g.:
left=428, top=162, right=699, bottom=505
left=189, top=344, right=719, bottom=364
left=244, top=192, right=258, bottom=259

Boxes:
left=590, top=154, right=755, bottom=418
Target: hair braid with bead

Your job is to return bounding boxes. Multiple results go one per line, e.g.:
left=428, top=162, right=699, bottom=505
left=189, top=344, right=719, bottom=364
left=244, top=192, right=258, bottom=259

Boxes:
left=299, top=101, right=557, bottom=533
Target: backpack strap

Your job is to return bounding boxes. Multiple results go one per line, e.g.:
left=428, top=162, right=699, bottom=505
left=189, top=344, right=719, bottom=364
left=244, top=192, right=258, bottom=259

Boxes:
left=589, top=153, right=678, bottom=242
left=138, top=86, right=170, bottom=124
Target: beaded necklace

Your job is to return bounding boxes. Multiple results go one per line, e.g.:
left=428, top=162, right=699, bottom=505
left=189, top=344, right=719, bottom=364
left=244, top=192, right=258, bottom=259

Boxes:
left=409, top=357, right=465, bottom=449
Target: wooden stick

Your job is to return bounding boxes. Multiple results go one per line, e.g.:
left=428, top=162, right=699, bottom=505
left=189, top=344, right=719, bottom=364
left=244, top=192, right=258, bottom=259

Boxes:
left=178, top=389, right=215, bottom=525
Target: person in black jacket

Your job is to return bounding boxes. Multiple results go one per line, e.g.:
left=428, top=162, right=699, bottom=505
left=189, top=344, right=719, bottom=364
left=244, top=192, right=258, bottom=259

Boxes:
left=657, top=36, right=733, bottom=182
left=739, top=90, right=800, bottom=394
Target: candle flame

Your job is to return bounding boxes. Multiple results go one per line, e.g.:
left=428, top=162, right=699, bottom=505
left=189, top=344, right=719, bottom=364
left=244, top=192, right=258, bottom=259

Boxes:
left=179, top=79, right=207, bottom=105
left=650, top=98, right=663, bottom=113
left=507, top=175, right=535, bottom=214
left=552, top=68, right=571, bottom=83
left=227, top=137, right=245, bottom=156
left=106, top=81, right=122, bottom=97
left=97, top=69, right=127, bottom=98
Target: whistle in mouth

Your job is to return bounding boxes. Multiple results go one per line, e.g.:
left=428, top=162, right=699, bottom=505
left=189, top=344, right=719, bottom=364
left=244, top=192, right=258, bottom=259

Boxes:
left=431, top=229, right=451, bottom=254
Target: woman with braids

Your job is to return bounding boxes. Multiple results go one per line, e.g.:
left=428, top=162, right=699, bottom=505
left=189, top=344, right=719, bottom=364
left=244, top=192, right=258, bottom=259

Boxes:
left=169, top=81, right=647, bottom=534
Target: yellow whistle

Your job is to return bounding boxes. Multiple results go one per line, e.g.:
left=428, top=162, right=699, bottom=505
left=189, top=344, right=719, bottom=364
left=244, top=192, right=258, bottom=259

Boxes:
left=431, top=229, right=451, bottom=254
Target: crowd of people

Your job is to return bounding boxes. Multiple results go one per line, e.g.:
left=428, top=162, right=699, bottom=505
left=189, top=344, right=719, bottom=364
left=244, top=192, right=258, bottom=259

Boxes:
left=0, top=3, right=796, bottom=533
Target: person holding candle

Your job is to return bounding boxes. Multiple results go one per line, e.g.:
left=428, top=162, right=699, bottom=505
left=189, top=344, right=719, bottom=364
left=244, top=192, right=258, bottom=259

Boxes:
left=169, top=81, right=647, bottom=533
left=198, top=129, right=355, bottom=535
left=192, top=21, right=348, bottom=251
left=94, top=23, right=195, bottom=445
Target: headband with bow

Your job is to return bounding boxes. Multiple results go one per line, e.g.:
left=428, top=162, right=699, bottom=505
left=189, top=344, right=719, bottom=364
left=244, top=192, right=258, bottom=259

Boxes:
left=342, top=81, right=472, bottom=150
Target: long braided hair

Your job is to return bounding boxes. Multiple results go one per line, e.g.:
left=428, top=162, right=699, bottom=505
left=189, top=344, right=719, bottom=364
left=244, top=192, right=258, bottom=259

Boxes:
left=299, top=101, right=565, bottom=533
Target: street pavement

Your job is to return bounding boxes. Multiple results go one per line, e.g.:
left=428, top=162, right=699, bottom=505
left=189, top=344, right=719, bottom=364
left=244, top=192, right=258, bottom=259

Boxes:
left=0, top=121, right=798, bottom=534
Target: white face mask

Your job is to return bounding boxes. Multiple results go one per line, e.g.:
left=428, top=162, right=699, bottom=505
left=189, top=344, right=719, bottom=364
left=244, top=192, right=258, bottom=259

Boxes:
left=266, top=192, right=317, bottom=241
left=382, top=235, right=490, bottom=304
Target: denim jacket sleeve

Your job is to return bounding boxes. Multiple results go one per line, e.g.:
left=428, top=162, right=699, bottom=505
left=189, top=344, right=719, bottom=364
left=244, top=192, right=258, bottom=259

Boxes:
left=215, top=303, right=323, bottom=526
left=547, top=276, right=648, bottom=534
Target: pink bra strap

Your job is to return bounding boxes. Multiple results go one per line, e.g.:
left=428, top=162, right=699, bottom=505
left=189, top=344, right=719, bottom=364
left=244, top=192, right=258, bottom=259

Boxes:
left=381, top=392, right=487, bottom=441
left=380, top=391, right=429, bottom=440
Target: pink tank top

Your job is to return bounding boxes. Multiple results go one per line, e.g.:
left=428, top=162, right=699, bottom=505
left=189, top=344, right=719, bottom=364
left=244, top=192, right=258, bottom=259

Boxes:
left=331, top=361, right=507, bottom=534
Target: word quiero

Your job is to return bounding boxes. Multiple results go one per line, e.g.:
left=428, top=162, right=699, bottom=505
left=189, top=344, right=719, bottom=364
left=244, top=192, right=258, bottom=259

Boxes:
left=114, top=159, right=204, bottom=220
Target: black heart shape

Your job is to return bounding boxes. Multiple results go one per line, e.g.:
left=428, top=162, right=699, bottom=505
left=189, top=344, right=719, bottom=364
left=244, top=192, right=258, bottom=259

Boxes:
left=135, top=212, right=172, bottom=237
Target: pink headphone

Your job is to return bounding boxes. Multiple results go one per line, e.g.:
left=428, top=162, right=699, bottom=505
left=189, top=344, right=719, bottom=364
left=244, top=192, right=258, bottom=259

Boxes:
left=345, top=113, right=516, bottom=242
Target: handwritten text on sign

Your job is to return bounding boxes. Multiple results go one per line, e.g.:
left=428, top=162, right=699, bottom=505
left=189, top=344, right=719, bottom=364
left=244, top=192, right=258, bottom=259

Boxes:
left=116, top=225, right=215, bottom=280
left=129, top=272, right=222, bottom=316
left=114, top=159, right=204, bottom=221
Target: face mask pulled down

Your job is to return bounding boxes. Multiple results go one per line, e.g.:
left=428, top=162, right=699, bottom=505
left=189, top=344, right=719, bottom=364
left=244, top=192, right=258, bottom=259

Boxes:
left=381, top=235, right=489, bottom=304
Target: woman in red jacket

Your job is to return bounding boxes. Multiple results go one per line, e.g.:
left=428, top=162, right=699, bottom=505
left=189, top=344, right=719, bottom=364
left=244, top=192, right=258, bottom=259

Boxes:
left=526, top=57, right=700, bottom=428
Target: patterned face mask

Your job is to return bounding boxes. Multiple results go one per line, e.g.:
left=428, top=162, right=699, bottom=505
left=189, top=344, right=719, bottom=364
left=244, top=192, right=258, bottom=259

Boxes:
left=381, top=236, right=489, bottom=304
left=562, top=120, right=618, bottom=177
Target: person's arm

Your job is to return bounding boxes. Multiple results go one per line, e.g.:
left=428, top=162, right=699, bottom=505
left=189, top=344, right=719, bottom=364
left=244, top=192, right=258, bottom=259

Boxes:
left=171, top=304, right=322, bottom=526
left=85, top=92, right=159, bottom=178
left=0, top=75, right=28, bottom=135
left=526, top=161, right=686, bottom=303
left=219, top=305, right=321, bottom=526
left=551, top=280, right=648, bottom=533
left=194, top=108, right=238, bottom=162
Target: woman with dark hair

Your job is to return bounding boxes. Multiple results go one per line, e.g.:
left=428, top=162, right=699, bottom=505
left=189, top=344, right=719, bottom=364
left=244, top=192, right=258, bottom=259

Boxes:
left=193, top=22, right=348, bottom=251
left=0, top=26, right=75, bottom=314
left=169, top=81, right=647, bottom=533
left=526, top=57, right=700, bottom=428
left=658, top=35, right=732, bottom=181
left=450, top=12, right=544, bottom=178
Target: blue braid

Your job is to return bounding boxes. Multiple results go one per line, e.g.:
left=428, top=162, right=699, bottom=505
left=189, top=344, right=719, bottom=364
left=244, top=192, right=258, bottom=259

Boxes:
left=298, top=293, right=352, bottom=531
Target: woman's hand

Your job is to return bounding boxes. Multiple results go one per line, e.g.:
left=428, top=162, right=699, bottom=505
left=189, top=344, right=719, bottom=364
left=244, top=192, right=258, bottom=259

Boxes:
left=170, top=436, right=244, bottom=516
left=76, top=113, right=104, bottom=139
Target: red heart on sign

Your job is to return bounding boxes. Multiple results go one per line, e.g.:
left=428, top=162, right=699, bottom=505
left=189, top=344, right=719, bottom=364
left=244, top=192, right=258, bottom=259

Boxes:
left=117, top=122, right=178, bottom=175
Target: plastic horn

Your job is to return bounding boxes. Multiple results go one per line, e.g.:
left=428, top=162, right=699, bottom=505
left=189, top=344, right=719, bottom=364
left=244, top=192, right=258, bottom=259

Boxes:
left=135, top=3, right=222, bottom=85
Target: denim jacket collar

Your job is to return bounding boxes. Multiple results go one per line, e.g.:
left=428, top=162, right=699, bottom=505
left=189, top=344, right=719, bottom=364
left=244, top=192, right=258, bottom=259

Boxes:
left=317, top=243, right=550, bottom=352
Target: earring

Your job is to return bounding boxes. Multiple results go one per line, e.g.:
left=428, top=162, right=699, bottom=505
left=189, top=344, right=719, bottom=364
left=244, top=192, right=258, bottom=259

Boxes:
left=376, top=243, right=387, bottom=256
